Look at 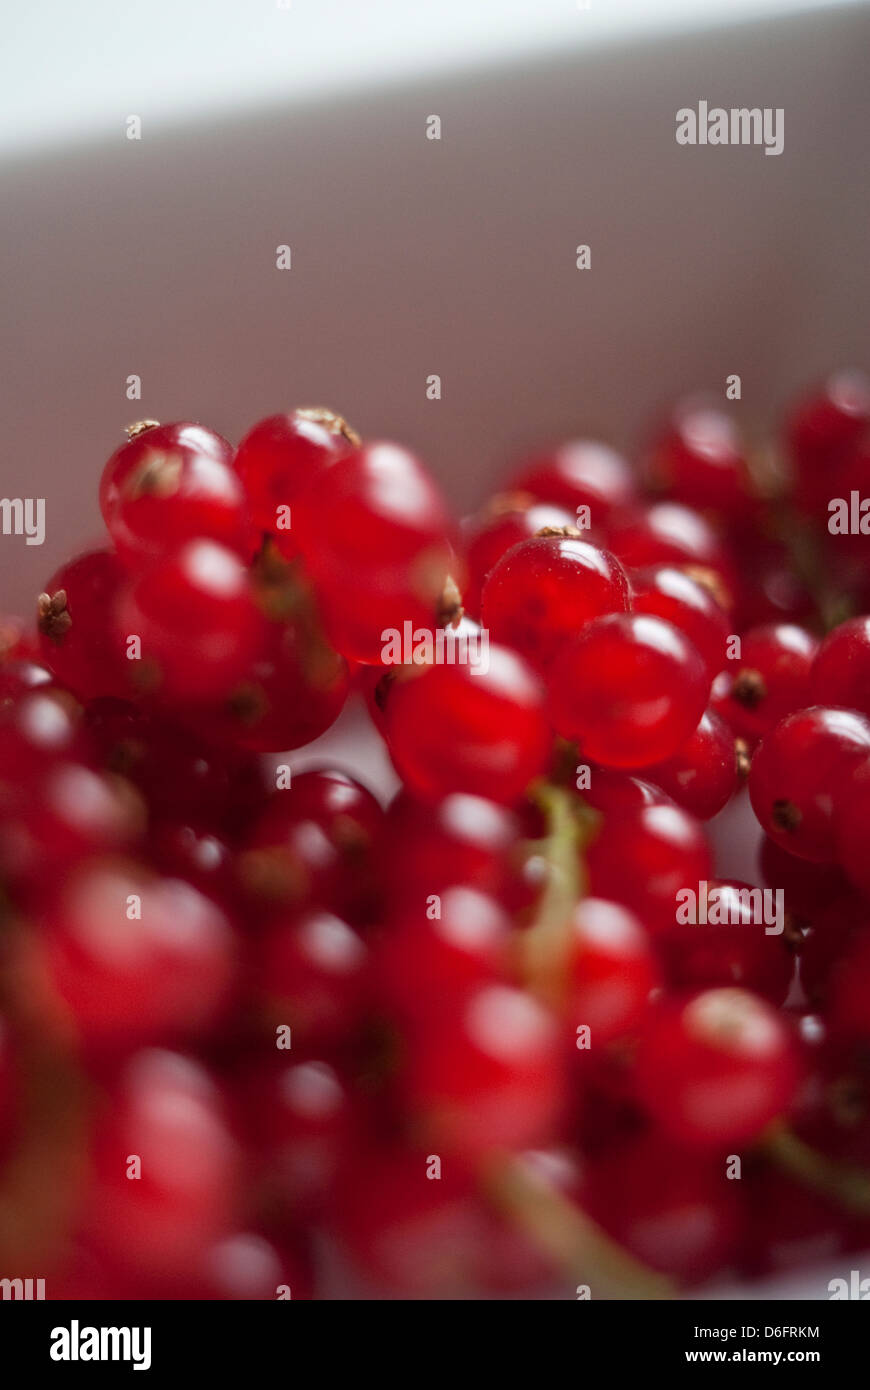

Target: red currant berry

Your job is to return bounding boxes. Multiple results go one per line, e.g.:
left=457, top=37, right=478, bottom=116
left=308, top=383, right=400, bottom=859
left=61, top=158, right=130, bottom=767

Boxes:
left=239, top=768, right=383, bottom=916
left=84, top=1050, right=239, bottom=1278
left=192, top=615, right=350, bottom=752
left=376, top=885, right=511, bottom=1024
left=646, top=399, right=750, bottom=518
left=748, top=706, right=870, bottom=861
left=37, top=549, right=131, bottom=700
left=605, top=501, right=735, bottom=599
left=292, top=441, right=454, bottom=663
left=0, top=687, right=87, bottom=792
left=1, top=762, right=144, bottom=888
left=481, top=534, right=630, bottom=670
left=811, top=616, right=870, bottom=718
left=254, top=909, right=368, bottom=1048
left=386, top=645, right=551, bottom=804
left=586, top=801, right=712, bottom=936
left=400, top=983, right=564, bottom=1159
left=548, top=613, right=709, bottom=767
left=629, top=564, right=731, bottom=678
left=462, top=497, right=577, bottom=615
left=508, top=440, right=636, bottom=522
left=0, top=653, right=52, bottom=707
left=636, top=707, right=739, bottom=820
left=233, top=408, right=357, bottom=549
left=147, top=821, right=237, bottom=907
left=237, top=1057, right=351, bottom=1221
left=579, top=767, right=673, bottom=814
left=713, top=623, right=819, bottom=746
left=114, top=540, right=265, bottom=700
left=566, top=898, right=659, bottom=1045
left=786, top=370, right=870, bottom=510
left=375, top=789, right=523, bottom=910
left=661, top=879, right=794, bottom=1005
left=634, top=988, right=802, bottom=1146
left=100, top=422, right=251, bottom=564
left=39, top=860, right=237, bottom=1047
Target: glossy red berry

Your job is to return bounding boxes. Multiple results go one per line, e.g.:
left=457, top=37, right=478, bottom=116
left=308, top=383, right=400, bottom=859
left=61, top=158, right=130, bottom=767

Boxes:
left=114, top=540, right=265, bottom=700
left=254, top=909, right=368, bottom=1048
left=386, top=644, right=551, bottom=804
left=713, top=623, right=819, bottom=746
left=462, top=497, right=577, bottom=615
left=238, top=1058, right=351, bottom=1221
left=233, top=408, right=357, bottom=548
left=375, top=790, right=523, bottom=910
left=400, top=983, right=564, bottom=1159
left=191, top=615, right=350, bottom=752
left=548, top=613, right=709, bottom=767
left=508, top=440, right=636, bottom=522
left=629, top=564, right=730, bottom=678
left=579, top=767, right=674, bottom=814
left=786, top=370, right=870, bottom=510
left=1, top=761, right=144, bottom=888
left=37, top=549, right=131, bottom=700
left=0, top=687, right=87, bottom=791
left=634, top=988, right=802, bottom=1146
left=0, top=653, right=52, bottom=707
left=147, top=820, right=237, bottom=908
left=646, top=400, right=750, bottom=518
left=376, top=885, right=511, bottom=1023
left=292, top=441, right=454, bottom=663
left=749, top=706, right=870, bottom=861
left=605, top=501, right=734, bottom=599
left=661, top=879, right=794, bottom=1005
left=239, top=769, right=383, bottom=916
left=636, top=707, right=739, bottom=820
left=566, top=898, right=659, bottom=1045
left=481, top=534, right=630, bottom=670
left=39, top=860, right=236, bottom=1047
left=84, top=1050, right=239, bottom=1278
left=586, top=801, right=712, bottom=936
left=100, top=422, right=250, bottom=564
left=811, top=616, right=870, bottom=718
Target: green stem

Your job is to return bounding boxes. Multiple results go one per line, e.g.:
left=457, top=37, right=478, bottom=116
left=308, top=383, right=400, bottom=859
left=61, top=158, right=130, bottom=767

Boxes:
left=485, top=1153, right=674, bottom=1301
left=486, top=782, right=674, bottom=1299
left=764, top=1124, right=870, bottom=1215
left=519, top=782, right=596, bottom=1007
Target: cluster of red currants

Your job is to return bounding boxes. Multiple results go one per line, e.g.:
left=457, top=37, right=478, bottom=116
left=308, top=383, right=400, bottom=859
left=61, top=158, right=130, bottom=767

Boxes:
left=1, top=373, right=870, bottom=1298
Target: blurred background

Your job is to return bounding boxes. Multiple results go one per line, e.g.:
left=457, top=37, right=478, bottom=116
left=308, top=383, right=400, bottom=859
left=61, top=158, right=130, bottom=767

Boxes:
left=1, top=0, right=868, bottom=601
